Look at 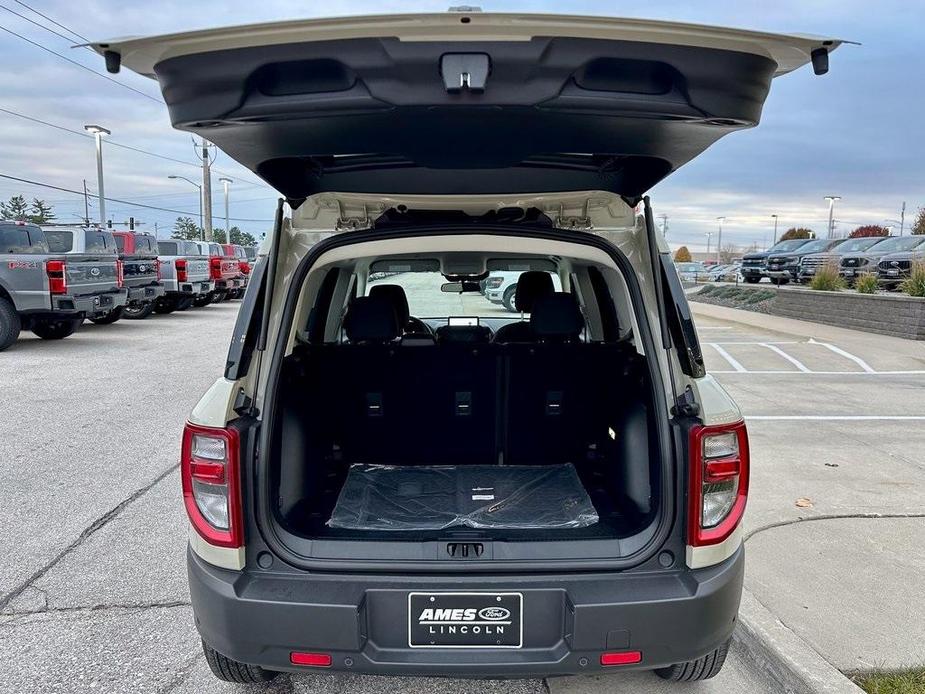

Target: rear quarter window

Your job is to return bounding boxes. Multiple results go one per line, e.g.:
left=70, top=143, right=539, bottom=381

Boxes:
left=84, top=230, right=116, bottom=253
left=0, top=225, right=47, bottom=253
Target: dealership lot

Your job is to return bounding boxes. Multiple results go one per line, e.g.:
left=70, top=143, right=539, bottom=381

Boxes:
left=0, top=300, right=923, bottom=692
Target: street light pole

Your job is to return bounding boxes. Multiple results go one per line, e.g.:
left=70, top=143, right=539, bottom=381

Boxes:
left=219, top=177, right=233, bottom=240
left=705, top=231, right=713, bottom=257
left=84, top=125, right=110, bottom=226
left=771, top=214, right=779, bottom=245
left=824, top=196, right=841, bottom=239
left=715, top=216, right=725, bottom=263
left=168, top=175, right=204, bottom=240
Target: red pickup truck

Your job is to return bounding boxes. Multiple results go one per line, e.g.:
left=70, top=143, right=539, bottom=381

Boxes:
left=221, top=243, right=250, bottom=299
left=194, top=242, right=242, bottom=303
left=111, top=231, right=165, bottom=320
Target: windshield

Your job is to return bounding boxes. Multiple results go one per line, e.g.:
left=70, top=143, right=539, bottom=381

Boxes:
left=366, top=270, right=558, bottom=318
left=866, top=236, right=925, bottom=253
left=768, top=239, right=810, bottom=252
left=44, top=230, right=73, bottom=253
left=793, top=240, right=830, bottom=253
left=833, top=237, right=883, bottom=253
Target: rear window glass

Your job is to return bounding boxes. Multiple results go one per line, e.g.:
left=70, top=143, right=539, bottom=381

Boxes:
left=243, top=246, right=257, bottom=259
left=84, top=230, right=115, bottom=253
left=209, top=243, right=223, bottom=256
left=0, top=225, right=46, bottom=253
left=235, top=246, right=246, bottom=259
left=366, top=270, right=559, bottom=318
left=44, top=230, right=74, bottom=253
left=134, top=235, right=156, bottom=254
left=157, top=241, right=179, bottom=255
left=185, top=242, right=203, bottom=255
left=113, top=234, right=126, bottom=252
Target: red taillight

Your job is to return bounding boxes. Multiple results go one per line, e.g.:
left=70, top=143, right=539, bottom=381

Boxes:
left=239, top=260, right=251, bottom=275
left=210, top=256, right=223, bottom=280
left=180, top=423, right=242, bottom=548
left=46, top=259, right=67, bottom=294
left=688, top=421, right=749, bottom=547
left=176, top=259, right=188, bottom=283
left=155, top=259, right=162, bottom=281
left=290, top=652, right=332, bottom=667
left=116, top=259, right=124, bottom=288
left=601, top=651, right=642, bottom=666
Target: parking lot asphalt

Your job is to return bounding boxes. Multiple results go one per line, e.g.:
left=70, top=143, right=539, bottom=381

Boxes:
left=1, top=296, right=921, bottom=691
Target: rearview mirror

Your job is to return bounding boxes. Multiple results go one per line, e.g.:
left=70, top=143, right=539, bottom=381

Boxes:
left=441, top=281, right=482, bottom=293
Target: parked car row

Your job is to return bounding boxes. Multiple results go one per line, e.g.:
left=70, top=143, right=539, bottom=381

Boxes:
left=740, top=235, right=925, bottom=286
left=0, top=220, right=256, bottom=351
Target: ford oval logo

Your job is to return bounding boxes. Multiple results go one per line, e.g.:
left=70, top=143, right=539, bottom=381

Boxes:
left=89, top=267, right=100, bottom=277
left=478, top=607, right=510, bottom=621
left=138, top=264, right=147, bottom=272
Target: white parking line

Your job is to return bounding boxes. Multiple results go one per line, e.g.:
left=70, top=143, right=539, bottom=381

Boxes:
left=747, top=415, right=925, bottom=421
left=809, top=339, right=876, bottom=373
left=760, top=343, right=811, bottom=372
left=709, top=343, right=746, bottom=372
left=712, top=370, right=925, bottom=375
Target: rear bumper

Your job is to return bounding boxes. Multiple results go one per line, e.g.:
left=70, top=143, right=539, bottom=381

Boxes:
left=51, top=289, right=127, bottom=314
left=188, top=545, right=744, bottom=677
left=215, top=278, right=243, bottom=290
left=127, top=284, right=165, bottom=303
left=170, top=280, right=214, bottom=296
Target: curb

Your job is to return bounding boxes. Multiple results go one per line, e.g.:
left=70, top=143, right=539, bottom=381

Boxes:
left=735, top=588, right=864, bottom=694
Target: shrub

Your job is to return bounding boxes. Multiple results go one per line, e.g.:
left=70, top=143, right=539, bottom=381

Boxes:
left=809, top=262, right=846, bottom=291
left=902, top=261, right=925, bottom=298
left=744, top=290, right=775, bottom=304
left=698, top=285, right=715, bottom=296
left=855, top=272, right=879, bottom=294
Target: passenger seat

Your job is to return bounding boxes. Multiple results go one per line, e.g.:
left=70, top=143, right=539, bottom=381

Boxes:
left=492, top=271, right=555, bottom=343
left=368, top=284, right=432, bottom=335
left=530, top=293, right=585, bottom=343
left=343, top=296, right=401, bottom=344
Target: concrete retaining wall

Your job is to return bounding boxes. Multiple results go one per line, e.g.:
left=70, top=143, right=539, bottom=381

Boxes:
left=767, top=288, right=925, bottom=340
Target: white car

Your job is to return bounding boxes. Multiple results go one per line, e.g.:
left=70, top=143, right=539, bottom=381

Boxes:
left=94, top=11, right=840, bottom=685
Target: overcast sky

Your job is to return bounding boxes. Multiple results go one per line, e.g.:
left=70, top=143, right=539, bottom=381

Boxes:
left=0, top=0, right=921, bottom=250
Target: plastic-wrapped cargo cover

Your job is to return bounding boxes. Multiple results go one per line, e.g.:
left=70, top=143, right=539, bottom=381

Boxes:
left=327, top=463, right=599, bottom=531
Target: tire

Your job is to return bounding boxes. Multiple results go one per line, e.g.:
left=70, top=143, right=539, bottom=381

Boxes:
left=123, top=302, right=155, bottom=320
left=175, top=296, right=195, bottom=311
left=31, top=316, right=81, bottom=340
left=153, top=297, right=177, bottom=314
left=743, top=276, right=760, bottom=284
left=0, top=297, right=21, bottom=351
left=502, top=285, right=518, bottom=312
left=202, top=641, right=278, bottom=684
left=88, top=306, right=124, bottom=325
left=192, top=294, right=212, bottom=308
left=212, top=290, right=228, bottom=303
left=655, top=639, right=730, bottom=682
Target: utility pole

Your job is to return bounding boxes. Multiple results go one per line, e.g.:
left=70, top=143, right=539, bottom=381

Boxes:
left=715, top=216, right=725, bottom=263
left=771, top=214, right=779, bottom=244
left=82, top=179, right=90, bottom=226
left=200, top=139, right=214, bottom=241
left=900, top=201, right=906, bottom=236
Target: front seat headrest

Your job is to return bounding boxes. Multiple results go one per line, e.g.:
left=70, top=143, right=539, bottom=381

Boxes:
left=369, top=284, right=410, bottom=326
left=531, top=293, right=585, bottom=341
left=515, top=271, right=555, bottom=313
left=344, top=296, right=400, bottom=343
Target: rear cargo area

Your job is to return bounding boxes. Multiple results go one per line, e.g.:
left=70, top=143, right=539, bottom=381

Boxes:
left=271, top=338, right=660, bottom=547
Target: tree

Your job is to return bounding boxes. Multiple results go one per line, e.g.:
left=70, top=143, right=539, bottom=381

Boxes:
left=673, top=246, right=692, bottom=262
left=28, top=198, right=56, bottom=224
left=212, top=227, right=227, bottom=244
left=719, top=243, right=739, bottom=264
left=228, top=226, right=257, bottom=246
left=779, top=227, right=814, bottom=241
left=171, top=216, right=202, bottom=240
left=912, top=208, right=925, bottom=235
left=0, top=195, right=29, bottom=221
left=849, top=224, right=888, bottom=238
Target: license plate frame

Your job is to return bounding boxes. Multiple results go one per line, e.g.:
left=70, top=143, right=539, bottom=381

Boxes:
left=408, top=592, right=523, bottom=649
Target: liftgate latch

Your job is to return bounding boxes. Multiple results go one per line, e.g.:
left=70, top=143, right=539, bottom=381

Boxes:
left=441, top=53, right=490, bottom=93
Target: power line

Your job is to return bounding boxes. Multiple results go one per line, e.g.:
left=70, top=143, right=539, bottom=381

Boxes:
left=13, top=0, right=88, bottom=43
left=0, top=3, right=93, bottom=49
left=0, top=173, right=274, bottom=223
left=0, top=22, right=162, bottom=104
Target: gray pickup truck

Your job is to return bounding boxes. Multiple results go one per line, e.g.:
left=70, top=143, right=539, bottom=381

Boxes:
left=155, top=240, right=213, bottom=313
left=0, top=221, right=128, bottom=350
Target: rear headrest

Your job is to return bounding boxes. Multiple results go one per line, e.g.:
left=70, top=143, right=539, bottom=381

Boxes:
left=368, top=284, right=410, bottom=326
left=530, top=293, right=585, bottom=340
left=515, top=271, right=555, bottom=312
left=344, top=296, right=400, bottom=343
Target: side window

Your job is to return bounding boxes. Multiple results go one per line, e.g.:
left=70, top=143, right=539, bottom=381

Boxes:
left=44, top=230, right=73, bottom=253
left=659, top=254, right=706, bottom=378
left=225, top=258, right=267, bottom=380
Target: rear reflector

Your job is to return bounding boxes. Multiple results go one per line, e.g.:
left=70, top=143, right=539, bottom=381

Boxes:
left=290, top=652, right=332, bottom=667
left=601, top=651, right=642, bottom=666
